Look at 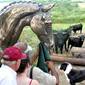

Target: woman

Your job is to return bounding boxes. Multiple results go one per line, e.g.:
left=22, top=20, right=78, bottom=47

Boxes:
left=14, top=42, right=59, bottom=85
left=17, top=55, right=39, bottom=85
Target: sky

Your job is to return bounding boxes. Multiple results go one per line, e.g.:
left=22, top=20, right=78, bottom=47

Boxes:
left=0, top=2, right=9, bottom=10
left=0, top=0, right=31, bottom=2
left=0, top=0, right=33, bottom=10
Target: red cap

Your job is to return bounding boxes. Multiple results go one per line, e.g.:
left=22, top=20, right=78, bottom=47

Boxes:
left=3, top=46, right=27, bottom=61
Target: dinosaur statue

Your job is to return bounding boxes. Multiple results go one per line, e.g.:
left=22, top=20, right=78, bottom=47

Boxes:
left=0, top=1, right=55, bottom=49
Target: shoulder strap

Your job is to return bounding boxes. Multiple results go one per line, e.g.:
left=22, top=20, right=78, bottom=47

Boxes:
left=30, top=66, right=34, bottom=79
left=29, top=79, right=32, bottom=85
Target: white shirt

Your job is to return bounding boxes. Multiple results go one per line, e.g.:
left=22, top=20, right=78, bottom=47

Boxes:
left=28, top=66, right=56, bottom=85
left=0, top=64, right=17, bottom=85
left=24, top=45, right=32, bottom=53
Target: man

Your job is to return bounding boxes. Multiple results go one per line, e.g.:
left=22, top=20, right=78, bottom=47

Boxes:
left=0, top=46, right=26, bottom=85
left=14, top=41, right=59, bottom=85
left=14, top=42, right=33, bottom=59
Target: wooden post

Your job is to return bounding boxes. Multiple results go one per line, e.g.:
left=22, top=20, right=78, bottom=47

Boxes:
left=51, top=53, right=85, bottom=66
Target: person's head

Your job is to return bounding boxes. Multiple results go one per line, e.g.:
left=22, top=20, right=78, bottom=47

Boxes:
left=17, top=55, right=30, bottom=73
left=1, top=46, right=26, bottom=71
left=14, top=42, right=27, bottom=52
left=14, top=42, right=33, bottom=58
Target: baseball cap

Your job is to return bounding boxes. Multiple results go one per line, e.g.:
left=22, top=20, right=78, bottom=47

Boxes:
left=3, top=46, right=27, bottom=61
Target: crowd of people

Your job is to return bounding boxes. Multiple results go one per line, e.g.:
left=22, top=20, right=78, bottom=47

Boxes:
left=0, top=41, right=59, bottom=85
left=0, top=41, right=85, bottom=85
left=1, top=41, right=85, bottom=85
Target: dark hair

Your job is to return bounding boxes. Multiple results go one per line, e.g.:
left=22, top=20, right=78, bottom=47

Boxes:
left=17, top=55, right=29, bottom=73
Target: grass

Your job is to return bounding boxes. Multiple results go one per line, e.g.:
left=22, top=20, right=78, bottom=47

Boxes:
left=52, top=23, right=71, bottom=29
left=19, top=26, right=40, bottom=49
left=52, top=23, right=85, bottom=30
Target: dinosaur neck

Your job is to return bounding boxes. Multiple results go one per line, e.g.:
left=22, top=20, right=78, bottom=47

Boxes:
left=1, top=15, right=33, bottom=49
left=0, top=2, right=39, bottom=48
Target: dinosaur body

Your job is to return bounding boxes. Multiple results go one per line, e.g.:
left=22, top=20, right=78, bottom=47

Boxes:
left=0, top=1, right=54, bottom=49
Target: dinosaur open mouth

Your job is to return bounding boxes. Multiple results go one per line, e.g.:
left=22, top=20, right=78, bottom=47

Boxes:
left=45, top=21, right=52, bottom=28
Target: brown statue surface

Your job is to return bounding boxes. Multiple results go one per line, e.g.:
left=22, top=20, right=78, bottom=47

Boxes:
left=0, top=1, right=54, bottom=49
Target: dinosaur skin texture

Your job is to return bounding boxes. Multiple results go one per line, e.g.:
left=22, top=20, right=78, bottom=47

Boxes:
left=0, top=1, right=54, bottom=49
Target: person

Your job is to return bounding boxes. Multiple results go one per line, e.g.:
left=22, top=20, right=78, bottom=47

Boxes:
left=0, top=47, right=3, bottom=67
left=14, top=41, right=59, bottom=85
left=27, top=61, right=59, bottom=85
left=14, top=42, right=28, bottom=53
left=17, top=55, right=40, bottom=85
left=14, top=42, right=33, bottom=59
left=0, top=46, right=26, bottom=85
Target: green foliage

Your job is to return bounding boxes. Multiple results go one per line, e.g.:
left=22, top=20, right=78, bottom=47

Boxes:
left=19, top=26, right=40, bottom=49
left=35, top=0, right=85, bottom=23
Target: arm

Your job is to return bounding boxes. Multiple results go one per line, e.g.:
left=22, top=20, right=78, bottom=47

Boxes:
left=46, top=61, right=59, bottom=85
left=32, top=67, right=57, bottom=85
left=30, top=47, right=39, bottom=65
left=32, top=80, right=40, bottom=85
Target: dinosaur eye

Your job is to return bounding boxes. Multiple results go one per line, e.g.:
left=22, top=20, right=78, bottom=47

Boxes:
left=41, top=16, right=45, bottom=21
